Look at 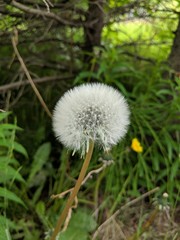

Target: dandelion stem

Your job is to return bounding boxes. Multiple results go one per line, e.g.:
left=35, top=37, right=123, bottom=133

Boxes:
left=50, top=140, right=94, bottom=240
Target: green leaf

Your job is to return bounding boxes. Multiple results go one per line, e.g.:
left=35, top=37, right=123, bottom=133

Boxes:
left=0, top=225, right=10, bottom=240
left=170, top=160, right=179, bottom=182
left=74, top=71, right=99, bottom=84
left=0, top=112, right=10, bottom=121
left=27, top=142, right=51, bottom=185
left=0, top=124, right=21, bottom=132
left=13, top=142, right=28, bottom=158
left=59, top=209, right=97, bottom=240
left=0, top=140, right=28, bottom=158
left=0, top=156, right=19, bottom=166
left=0, top=164, right=24, bottom=183
left=0, top=187, right=25, bottom=207
left=35, top=201, right=45, bottom=217
left=59, top=228, right=87, bottom=240
left=0, top=215, right=16, bottom=230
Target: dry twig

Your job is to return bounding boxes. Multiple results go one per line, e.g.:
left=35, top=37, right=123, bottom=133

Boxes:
left=11, top=29, right=52, bottom=118
left=92, top=187, right=160, bottom=240
left=0, top=75, right=73, bottom=92
left=51, top=159, right=114, bottom=200
left=42, top=0, right=54, bottom=13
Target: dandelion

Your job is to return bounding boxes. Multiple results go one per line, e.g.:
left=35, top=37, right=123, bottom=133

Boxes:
left=131, top=138, right=143, bottom=153
left=51, top=83, right=130, bottom=240
left=53, top=83, right=130, bottom=156
left=163, top=192, right=168, bottom=198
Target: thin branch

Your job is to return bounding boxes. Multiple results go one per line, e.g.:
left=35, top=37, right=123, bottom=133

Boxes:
left=51, top=159, right=114, bottom=200
left=11, top=0, right=82, bottom=26
left=42, top=0, right=54, bottom=13
left=0, top=75, right=73, bottom=92
left=82, top=159, right=113, bottom=185
left=11, top=29, right=52, bottom=118
left=17, top=0, right=85, bottom=14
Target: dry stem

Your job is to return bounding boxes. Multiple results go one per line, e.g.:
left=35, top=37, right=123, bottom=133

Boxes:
left=11, top=29, right=52, bottom=118
left=51, top=159, right=113, bottom=200
left=50, top=140, right=94, bottom=240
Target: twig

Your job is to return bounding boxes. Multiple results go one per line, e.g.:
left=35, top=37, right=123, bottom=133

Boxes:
left=51, top=159, right=114, bottom=200
left=42, top=0, right=54, bottom=13
left=0, top=75, right=73, bottom=92
left=11, top=29, right=52, bottom=118
left=11, top=0, right=81, bottom=26
left=62, top=196, right=78, bottom=233
left=82, top=159, right=113, bottom=185
left=92, top=187, right=160, bottom=240
left=51, top=187, right=74, bottom=200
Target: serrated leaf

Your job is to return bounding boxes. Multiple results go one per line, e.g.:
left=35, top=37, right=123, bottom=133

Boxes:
left=13, top=142, right=28, bottom=158
left=0, top=140, right=28, bottom=158
left=0, top=157, right=19, bottom=166
left=0, top=164, right=24, bottom=183
left=27, top=142, right=51, bottom=185
left=0, top=187, right=25, bottom=207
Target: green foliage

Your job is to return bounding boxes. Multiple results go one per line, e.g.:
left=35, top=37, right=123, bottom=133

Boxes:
left=27, top=142, right=51, bottom=204
left=0, top=215, right=15, bottom=240
left=0, top=112, right=27, bottom=239
left=27, top=142, right=51, bottom=185
left=0, top=187, right=25, bottom=207
left=103, top=0, right=179, bottom=61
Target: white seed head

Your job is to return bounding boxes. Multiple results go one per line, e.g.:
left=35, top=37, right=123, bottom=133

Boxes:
left=53, top=83, right=130, bottom=155
left=163, top=192, right=168, bottom=198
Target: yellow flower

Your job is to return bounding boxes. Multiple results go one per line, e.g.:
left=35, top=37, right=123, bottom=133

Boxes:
left=131, top=138, right=143, bottom=153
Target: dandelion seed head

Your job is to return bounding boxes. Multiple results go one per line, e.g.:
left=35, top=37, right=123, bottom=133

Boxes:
left=53, top=83, right=130, bottom=155
left=163, top=192, right=168, bottom=198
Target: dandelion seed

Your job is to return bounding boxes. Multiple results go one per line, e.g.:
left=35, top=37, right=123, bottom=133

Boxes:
left=53, top=83, right=130, bottom=155
left=163, top=192, right=168, bottom=198
left=131, top=138, right=143, bottom=153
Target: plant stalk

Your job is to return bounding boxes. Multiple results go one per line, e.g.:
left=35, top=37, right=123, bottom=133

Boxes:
left=50, top=140, right=94, bottom=240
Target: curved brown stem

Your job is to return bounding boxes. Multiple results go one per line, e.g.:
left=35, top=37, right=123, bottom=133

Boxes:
left=50, top=140, right=94, bottom=240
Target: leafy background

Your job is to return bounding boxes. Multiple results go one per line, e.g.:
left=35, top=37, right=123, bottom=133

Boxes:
left=0, top=0, right=179, bottom=239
